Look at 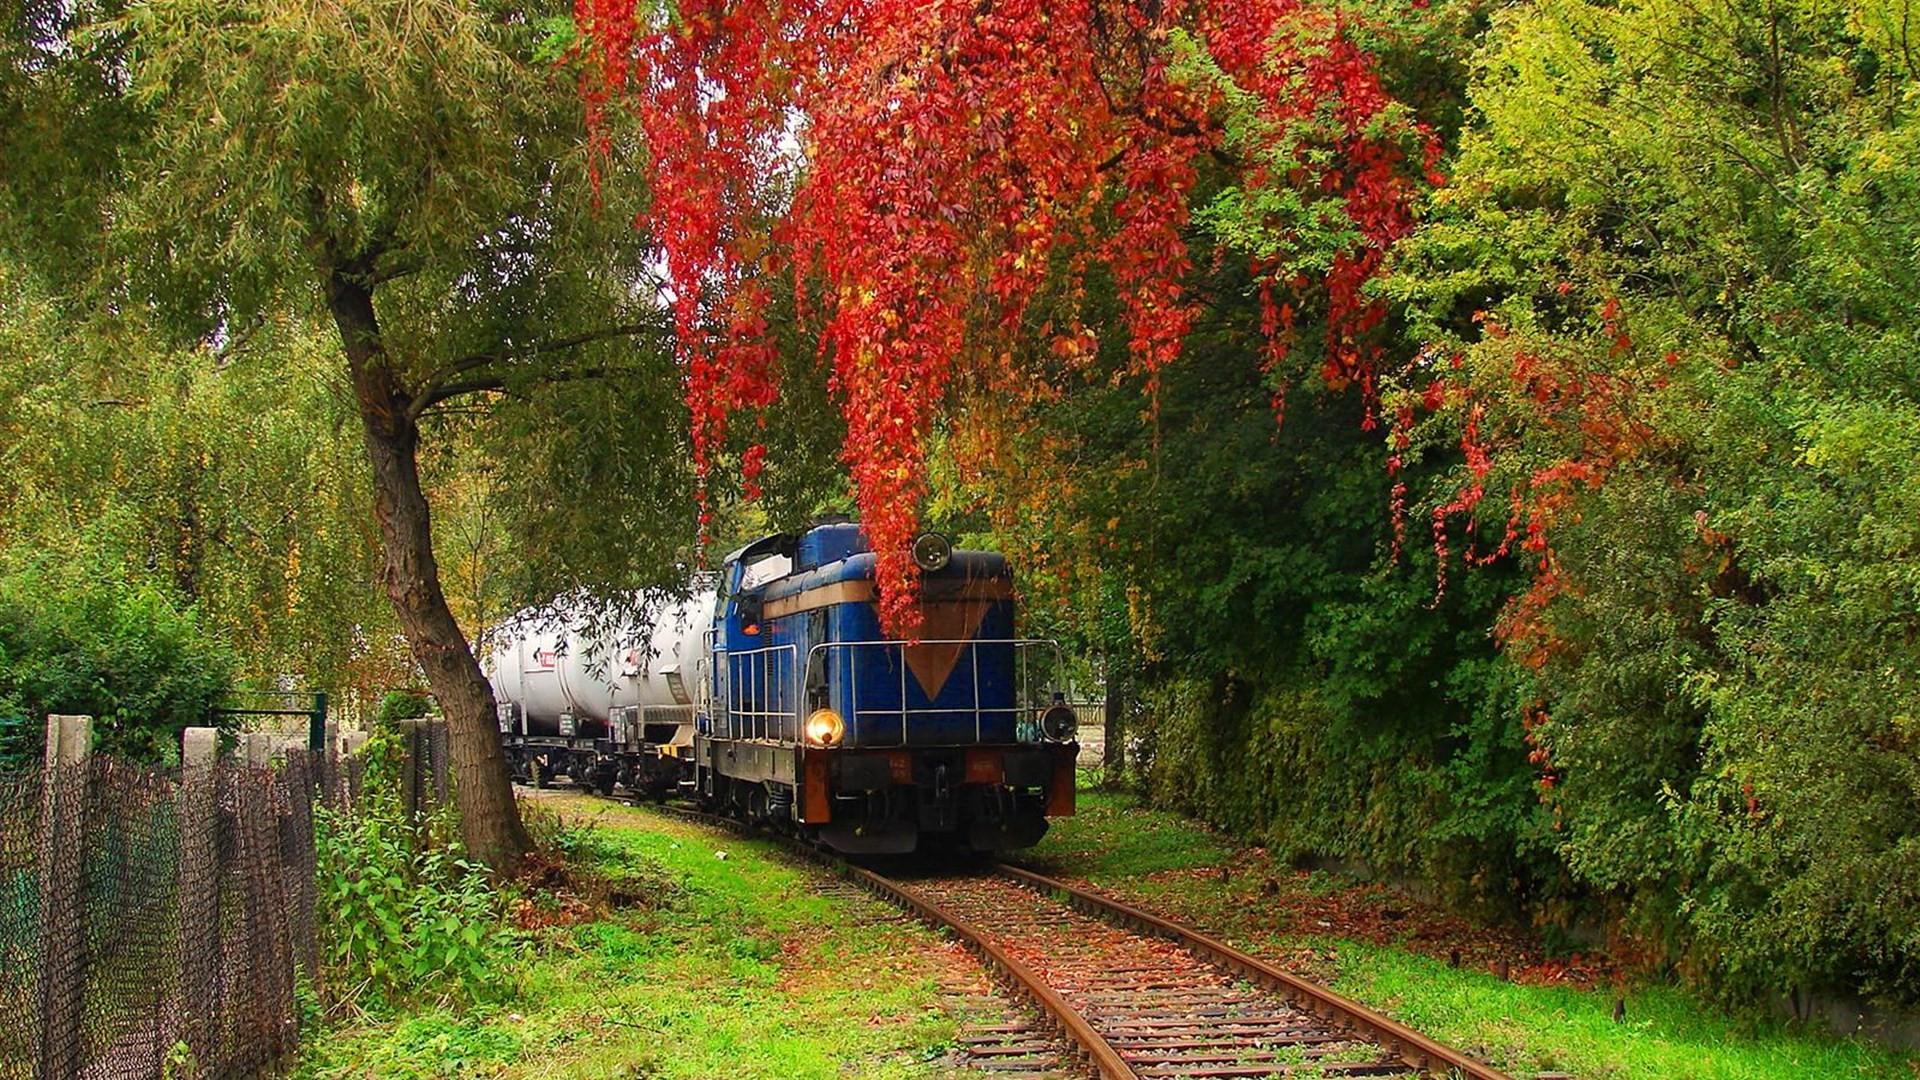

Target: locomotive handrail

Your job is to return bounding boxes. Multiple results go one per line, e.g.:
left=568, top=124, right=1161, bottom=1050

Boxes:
left=804, top=638, right=1065, bottom=746
left=720, top=642, right=799, bottom=742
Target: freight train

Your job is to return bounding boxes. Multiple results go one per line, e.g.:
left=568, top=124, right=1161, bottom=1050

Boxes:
left=484, top=522, right=1079, bottom=853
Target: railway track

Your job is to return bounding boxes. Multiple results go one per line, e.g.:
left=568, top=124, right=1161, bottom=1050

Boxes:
left=612, top=797, right=1513, bottom=1080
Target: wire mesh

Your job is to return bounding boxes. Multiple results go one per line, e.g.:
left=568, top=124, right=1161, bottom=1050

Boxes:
left=0, top=724, right=441, bottom=1080
left=0, top=771, right=44, bottom=1076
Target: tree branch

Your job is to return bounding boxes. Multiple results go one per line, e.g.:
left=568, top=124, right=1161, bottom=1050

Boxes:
left=407, top=321, right=668, bottom=421
left=415, top=365, right=638, bottom=417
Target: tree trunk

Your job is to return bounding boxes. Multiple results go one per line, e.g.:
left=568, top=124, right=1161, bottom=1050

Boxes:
left=326, top=268, right=530, bottom=874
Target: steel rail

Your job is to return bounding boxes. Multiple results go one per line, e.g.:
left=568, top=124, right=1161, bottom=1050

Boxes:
left=838, top=861, right=1137, bottom=1078
left=610, top=796, right=1511, bottom=1080
left=996, top=863, right=1516, bottom=1080
left=620, top=800, right=1133, bottom=1076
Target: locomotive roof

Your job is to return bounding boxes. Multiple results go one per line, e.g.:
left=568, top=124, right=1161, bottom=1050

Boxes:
left=727, top=522, right=1009, bottom=601
left=757, top=548, right=1010, bottom=603
left=720, top=530, right=799, bottom=567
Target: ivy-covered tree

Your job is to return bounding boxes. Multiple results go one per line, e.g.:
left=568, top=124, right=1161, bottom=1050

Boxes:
left=579, top=0, right=1440, bottom=631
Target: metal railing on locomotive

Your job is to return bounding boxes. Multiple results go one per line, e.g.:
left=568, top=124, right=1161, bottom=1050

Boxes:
left=709, top=638, right=1068, bottom=745
left=713, top=642, right=800, bottom=742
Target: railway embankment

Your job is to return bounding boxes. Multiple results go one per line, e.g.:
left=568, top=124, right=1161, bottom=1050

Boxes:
left=295, top=782, right=1920, bottom=1079
left=1019, top=785, right=1920, bottom=1079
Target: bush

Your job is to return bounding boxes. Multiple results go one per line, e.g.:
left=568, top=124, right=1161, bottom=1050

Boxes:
left=373, top=689, right=434, bottom=731
left=0, top=568, right=234, bottom=767
left=314, top=730, right=520, bottom=1013
left=314, top=807, right=516, bottom=1012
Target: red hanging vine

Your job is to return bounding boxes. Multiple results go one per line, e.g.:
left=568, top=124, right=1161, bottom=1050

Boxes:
left=579, top=0, right=1432, bottom=631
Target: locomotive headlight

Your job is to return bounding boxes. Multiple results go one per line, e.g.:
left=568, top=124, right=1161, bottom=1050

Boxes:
left=804, top=708, right=846, bottom=748
left=1040, top=704, right=1078, bottom=743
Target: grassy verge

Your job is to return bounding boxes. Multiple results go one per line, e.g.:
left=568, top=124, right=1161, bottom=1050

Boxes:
left=297, top=795, right=961, bottom=1079
left=1026, top=783, right=1920, bottom=1080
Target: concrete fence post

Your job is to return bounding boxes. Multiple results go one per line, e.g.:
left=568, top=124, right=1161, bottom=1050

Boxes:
left=176, top=727, right=220, bottom=1069
left=337, top=730, right=369, bottom=810
left=242, top=731, right=273, bottom=769
left=35, top=713, right=91, bottom=1080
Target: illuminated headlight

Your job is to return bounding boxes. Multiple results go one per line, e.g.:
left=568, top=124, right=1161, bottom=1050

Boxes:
left=1040, top=704, right=1077, bottom=743
left=804, top=708, right=846, bottom=748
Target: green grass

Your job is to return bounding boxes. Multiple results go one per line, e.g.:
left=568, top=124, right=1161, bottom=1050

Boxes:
left=1327, top=942, right=1914, bottom=1079
left=297, top=796, right=960, bottom=1079
left=1030, top=782, right=1920, bottom=1080
left=1029, top=784, right=1231, bottom=879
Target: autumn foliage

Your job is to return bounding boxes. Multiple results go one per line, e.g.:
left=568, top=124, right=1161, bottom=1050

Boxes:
left=577, top=0, right=1432, bottom=630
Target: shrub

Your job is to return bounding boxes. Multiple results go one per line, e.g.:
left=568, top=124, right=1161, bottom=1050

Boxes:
left=0, top=568, right=234, bottom=767
left=313, top=731, right=520, bottom=1013
left=372, top=689, right=434, bottom=731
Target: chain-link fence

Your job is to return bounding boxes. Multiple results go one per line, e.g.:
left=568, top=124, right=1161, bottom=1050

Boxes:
left=0, top=718, right=441, bottom=1080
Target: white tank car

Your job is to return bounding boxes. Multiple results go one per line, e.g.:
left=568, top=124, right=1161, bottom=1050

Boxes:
left=485, top=589, right=715, bottom=740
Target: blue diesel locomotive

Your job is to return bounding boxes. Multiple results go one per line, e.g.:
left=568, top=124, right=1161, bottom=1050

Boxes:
left=488, top=521, right=1079, bottom=854
left=697, top=523, right=1078, bottom=853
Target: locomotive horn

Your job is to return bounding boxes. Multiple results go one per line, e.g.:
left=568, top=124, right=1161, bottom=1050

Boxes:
left=911, top=531, right=953, bottom=572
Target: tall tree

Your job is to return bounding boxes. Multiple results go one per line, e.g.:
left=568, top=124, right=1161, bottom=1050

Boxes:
left=0, top=265, right=405, bottom=700
left=2, top=0, right=680, bottom=871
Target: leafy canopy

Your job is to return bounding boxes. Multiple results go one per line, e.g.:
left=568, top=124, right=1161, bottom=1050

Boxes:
left=1, top=0, right=740, bottom=616
left=1388, top=0, right=1920, bottom=999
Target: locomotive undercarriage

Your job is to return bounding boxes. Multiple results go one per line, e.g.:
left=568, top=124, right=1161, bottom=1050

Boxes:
left=697, top=740, right=1066, bottom=855
left=503, top=732, right=1068, bottom=856
left=811, top=784, right=1051, bottom=854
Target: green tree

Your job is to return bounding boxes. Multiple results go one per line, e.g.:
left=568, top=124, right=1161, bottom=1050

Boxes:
left=2, top=0, right=690, bottom=871
left=1390, top=0, right=1920, bottom=1000
left=0, top=265, right=403, bottom=697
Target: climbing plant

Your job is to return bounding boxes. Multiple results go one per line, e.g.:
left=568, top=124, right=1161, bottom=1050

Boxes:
left=579, top=0, right=1438, bottom=630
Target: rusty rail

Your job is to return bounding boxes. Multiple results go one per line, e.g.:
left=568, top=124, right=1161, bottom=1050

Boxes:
left=620, top=801, right=1131, bottom=1075
left=613, top=796, right=1513, bottom=1080
left=996, top=864, right=1517, bottom=1080
left=840, top=862, right=1137, bottom=1078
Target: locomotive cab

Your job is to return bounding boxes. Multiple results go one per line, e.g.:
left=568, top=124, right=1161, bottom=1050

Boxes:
left=696, top=522, right=1077, bottom=854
